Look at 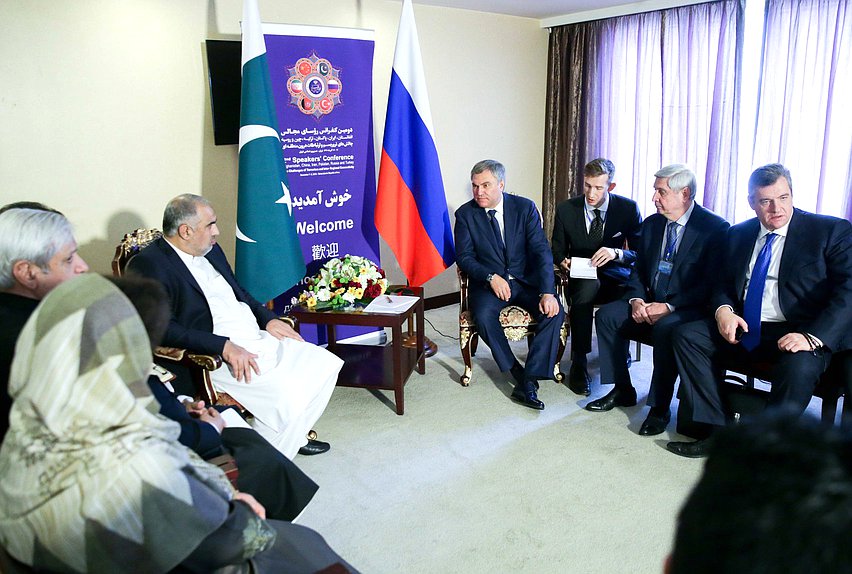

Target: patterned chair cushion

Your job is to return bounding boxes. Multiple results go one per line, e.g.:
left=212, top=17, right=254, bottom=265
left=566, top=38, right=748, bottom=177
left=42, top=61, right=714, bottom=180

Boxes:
left=460, top=306, right=534, bottom=343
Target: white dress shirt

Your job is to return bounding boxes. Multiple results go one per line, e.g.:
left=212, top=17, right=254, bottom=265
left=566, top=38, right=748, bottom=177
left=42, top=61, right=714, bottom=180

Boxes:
left=583, top=194, right=625, bottom=261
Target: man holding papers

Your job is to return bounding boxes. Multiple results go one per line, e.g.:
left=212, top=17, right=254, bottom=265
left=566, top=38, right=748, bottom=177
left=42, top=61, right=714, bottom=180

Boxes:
left=551, top=158, right=642, bottom=396
left=585, top=165, right=729, bottom=437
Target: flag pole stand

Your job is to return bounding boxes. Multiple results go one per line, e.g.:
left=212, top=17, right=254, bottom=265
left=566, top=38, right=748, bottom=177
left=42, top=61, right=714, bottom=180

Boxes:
left=403, top=328, right=437, bottom=358
left=403, top=329, right=437, bottom=358
left=397, top=283, right=437, bottom=358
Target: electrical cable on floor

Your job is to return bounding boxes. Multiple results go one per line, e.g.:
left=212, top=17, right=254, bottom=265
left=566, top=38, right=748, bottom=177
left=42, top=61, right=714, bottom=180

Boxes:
left=425, top=316, right=458, bottom=340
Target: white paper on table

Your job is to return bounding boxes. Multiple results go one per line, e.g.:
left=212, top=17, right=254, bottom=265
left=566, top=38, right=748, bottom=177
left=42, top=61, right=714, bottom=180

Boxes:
left=220, top=408, right=252, bottom=429
left=569, top=257, right=598, bottom=279
left=363, top=294, right=419, bottom=314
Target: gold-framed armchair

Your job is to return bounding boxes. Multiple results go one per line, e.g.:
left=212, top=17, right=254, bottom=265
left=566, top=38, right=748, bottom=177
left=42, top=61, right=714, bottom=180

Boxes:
left=457, top=267, right=569, bottom=386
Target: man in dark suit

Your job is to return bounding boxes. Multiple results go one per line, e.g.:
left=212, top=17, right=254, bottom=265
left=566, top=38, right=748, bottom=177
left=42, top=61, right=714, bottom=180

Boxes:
left=0, top=205, right=89, bottom=439
left=586, top=165, right=729, bottom=436
left=551, top=158, right=642, bottom=395
left=128, top=194, right=341, bottom=459
left=454, top=160, right=564, bottom=410
left=668, top=164, right=852, bottom=458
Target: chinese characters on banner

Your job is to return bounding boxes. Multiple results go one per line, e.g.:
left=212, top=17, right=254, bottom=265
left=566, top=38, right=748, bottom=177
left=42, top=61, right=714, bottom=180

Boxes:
left=263, top=24, right=379, bottom=343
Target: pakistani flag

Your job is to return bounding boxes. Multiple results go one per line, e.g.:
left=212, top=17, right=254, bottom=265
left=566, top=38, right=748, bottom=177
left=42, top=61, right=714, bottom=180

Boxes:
left=235, top=0, right=305, bottom=303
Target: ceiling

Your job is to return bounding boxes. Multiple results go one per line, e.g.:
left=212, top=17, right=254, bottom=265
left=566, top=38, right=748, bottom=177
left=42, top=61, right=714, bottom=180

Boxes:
left=412, top=0, right=637, bottom=20
left=410, top=0, right=702, bottom=26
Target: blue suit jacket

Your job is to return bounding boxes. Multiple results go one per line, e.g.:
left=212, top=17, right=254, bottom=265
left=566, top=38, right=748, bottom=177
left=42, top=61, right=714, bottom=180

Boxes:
left=713, top=209, right=852, bottom=352
left=550, top=193, right=642, bottom=283
left=454, top=193, right=555, bottom=295
left=127, top=237, right=278, bottom=356
left=624, top=203, right=729, bottom=310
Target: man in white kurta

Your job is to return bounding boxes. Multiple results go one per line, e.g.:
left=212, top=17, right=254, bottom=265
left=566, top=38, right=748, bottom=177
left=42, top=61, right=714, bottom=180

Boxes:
left=127, top=194, right=342, bottom=459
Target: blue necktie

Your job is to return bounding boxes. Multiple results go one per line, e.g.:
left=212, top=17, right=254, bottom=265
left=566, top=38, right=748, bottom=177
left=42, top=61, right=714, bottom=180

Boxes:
left=653, top=221, right=679, bottom=301
left=662, top=221, right=679, bottom=263
left=741, top=233, right=777, bottom=351
left=488, top=209, right=505, bottom=259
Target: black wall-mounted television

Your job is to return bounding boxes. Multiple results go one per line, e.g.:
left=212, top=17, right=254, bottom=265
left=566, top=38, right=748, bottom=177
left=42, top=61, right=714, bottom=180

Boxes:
left=205, top=39, right=241, bottom=146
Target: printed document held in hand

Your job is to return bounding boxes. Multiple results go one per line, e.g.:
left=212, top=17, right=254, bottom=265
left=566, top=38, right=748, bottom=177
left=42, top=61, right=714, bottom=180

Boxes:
left=569, top=257, right=598, bottom=280
left=363, top=294, right=419, bottom=314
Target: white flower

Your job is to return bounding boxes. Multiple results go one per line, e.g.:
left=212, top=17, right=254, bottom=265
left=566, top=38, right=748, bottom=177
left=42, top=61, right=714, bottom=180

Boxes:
left=316, top=289, right=332, bottom=302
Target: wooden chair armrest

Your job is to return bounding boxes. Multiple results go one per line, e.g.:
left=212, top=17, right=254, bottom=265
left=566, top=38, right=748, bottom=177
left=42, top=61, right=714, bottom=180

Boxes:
left=154, top=346, right=223, bottom=371
left=207, top=453, right=239, bottom=488
left=186, top=352, right=223, bottom=371
left=154, top=346, right=223, bottom=406
left=153, top=347, right=253, bottom=418
left=553, top=266, right=570, bottom=306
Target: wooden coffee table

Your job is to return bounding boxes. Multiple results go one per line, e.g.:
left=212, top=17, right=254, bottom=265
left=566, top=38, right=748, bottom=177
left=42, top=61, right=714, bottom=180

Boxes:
left=289, top=287, right=425, bottom=415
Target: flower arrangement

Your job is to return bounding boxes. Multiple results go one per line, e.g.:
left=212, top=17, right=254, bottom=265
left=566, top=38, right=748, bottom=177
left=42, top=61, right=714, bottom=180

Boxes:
left=297, top=255, right=388, bottom=310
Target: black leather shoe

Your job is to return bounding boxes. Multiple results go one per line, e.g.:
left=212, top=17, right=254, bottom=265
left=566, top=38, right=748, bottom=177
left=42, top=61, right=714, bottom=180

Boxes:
left=585, top=386, right=637, bottom=411
left=638, top=410, right=670, bottom=436
left=567, top=363, right=591, bottom=396
left=666, top=437, right=713, bottom=458
left=298, top=439, right=331, bottom=456
left=511, top=382, right=545, bottom=410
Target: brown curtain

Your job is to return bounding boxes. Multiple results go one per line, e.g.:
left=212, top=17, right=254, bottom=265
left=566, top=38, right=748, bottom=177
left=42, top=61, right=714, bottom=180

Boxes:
left=542, top=24, right=593, bottom=241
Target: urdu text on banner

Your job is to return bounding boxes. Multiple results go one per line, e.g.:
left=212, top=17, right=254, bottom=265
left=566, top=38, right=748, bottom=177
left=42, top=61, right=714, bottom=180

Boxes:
left=263, top=24, right=379, bottom=344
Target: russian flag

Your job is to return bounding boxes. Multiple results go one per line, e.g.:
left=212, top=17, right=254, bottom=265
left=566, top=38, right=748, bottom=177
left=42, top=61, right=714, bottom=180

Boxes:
left=375, top=0, right=455, bottom=287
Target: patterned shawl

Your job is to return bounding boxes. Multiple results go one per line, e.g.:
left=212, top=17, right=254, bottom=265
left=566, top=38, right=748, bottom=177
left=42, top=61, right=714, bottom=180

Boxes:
left=0, top=274, right=235, bottom=573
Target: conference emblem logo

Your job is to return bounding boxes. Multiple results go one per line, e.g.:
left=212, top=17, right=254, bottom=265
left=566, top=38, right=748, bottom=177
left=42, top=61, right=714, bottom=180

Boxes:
left=287, top=53, right=342, bottom=118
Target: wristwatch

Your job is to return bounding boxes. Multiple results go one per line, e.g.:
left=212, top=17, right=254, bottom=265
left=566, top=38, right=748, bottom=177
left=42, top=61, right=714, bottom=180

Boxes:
left=486, top=273, right=495, bottom=283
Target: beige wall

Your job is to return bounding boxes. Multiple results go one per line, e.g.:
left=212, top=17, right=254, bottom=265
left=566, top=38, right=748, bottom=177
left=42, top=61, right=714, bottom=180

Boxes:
left=0, top=0, right=548, bottom=297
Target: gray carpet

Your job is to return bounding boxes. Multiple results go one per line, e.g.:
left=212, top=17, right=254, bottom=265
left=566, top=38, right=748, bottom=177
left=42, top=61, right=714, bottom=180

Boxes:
left=294, top=305, right=825, bottom=573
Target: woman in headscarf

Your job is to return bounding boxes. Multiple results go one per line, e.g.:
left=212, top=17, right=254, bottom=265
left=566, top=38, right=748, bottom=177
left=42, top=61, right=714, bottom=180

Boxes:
left=110, top=274, right=320, bottom=523
left=0, top=274, right=355, bottom=573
